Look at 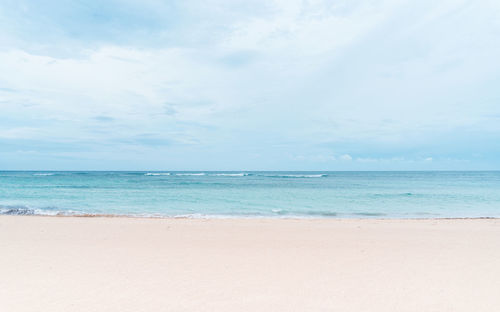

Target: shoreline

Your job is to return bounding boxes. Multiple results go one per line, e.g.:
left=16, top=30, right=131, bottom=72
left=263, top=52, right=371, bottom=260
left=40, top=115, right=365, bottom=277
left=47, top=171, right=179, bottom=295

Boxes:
left=2, top=212, right=499, bottom=220
left=1, top=216, right=500, bottom=311
left=2, top=206, right=499, bottom=220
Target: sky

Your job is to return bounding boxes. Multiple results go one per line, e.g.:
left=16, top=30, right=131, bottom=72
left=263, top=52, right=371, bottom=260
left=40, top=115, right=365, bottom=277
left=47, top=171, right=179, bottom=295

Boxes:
left=1, top=0, right=500, bottom=170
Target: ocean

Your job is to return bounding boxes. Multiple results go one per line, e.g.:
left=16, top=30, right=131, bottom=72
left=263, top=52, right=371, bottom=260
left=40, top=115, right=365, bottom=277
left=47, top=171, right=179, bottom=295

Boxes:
left=0, top=171, right=499, bottom=218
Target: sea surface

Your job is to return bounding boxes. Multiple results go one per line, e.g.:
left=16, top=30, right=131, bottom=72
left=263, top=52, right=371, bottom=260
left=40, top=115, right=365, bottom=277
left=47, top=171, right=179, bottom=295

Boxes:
left=0, top=171, right=499, bottom=218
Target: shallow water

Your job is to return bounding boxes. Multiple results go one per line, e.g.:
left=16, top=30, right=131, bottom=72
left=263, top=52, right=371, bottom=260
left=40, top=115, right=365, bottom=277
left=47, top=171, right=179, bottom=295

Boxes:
left=0, top=171, right=499, bottom=218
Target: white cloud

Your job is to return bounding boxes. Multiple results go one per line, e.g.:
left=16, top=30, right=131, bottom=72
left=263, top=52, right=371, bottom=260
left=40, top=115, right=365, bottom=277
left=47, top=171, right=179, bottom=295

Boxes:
left=0, top=0, right=500, bottom=169
left=340, top=154, right=352, bottom=161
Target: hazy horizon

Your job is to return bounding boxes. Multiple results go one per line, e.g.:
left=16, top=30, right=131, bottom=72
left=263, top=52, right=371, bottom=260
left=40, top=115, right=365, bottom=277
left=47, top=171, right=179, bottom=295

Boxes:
left=1, top=169, right=500, bottom=173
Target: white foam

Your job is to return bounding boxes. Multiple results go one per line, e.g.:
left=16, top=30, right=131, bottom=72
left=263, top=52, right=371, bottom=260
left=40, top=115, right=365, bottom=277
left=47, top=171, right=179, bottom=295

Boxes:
left=145, top=173, right=171, bottom=176
left=0, top=205, right=81, bottom=216
left=263, top=174, right=327, bottom=178
left=33, top=173, right=55, bottom=176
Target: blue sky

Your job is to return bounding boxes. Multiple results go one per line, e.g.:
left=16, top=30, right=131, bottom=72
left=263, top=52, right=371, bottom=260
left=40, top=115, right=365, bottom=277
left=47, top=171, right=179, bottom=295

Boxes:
left=1, top=0, right=500, bottom=170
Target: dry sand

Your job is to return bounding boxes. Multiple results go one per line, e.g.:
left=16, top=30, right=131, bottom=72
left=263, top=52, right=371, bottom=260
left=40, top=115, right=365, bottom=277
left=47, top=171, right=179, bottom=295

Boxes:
left=1, top=216, right=499, bottom=311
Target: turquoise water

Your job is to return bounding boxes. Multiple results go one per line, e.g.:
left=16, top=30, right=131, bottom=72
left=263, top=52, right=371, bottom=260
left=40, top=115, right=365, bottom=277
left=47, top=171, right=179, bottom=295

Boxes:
left=0, top=171, right=499, bottom=218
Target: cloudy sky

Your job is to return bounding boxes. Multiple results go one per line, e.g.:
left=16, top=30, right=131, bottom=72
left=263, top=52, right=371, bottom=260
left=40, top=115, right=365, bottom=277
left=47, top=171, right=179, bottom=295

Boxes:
left=1, top=0, right=499, bottom=170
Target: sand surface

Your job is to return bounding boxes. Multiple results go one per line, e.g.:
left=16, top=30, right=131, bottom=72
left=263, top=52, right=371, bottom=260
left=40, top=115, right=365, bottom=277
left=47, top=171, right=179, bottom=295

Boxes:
left=1, top=216, right=500, bottom=311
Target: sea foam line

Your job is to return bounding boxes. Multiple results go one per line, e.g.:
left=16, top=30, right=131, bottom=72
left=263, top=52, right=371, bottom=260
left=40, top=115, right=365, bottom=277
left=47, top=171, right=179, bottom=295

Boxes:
left=144, top=173, right=171, bottom=176
left=0, top=205, right=79, bottom=216
left=261, top=174, right=327, bottom=178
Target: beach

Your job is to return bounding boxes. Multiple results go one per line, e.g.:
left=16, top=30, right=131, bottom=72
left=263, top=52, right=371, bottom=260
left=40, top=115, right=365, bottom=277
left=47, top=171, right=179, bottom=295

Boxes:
left=1, top=216, right=499, bottom=311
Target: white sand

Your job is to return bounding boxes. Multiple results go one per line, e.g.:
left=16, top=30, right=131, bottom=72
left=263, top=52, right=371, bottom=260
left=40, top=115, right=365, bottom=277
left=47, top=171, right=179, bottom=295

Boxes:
left=1, top=216, right=499, bottom=311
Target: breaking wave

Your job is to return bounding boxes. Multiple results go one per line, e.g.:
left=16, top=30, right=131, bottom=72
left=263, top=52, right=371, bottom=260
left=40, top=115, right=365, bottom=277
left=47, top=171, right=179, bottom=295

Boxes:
left=260, top=174, right=327, bottom=178
left=142, top=172, right=325, bottom=178
left=0, top=205, right=76, bottom=216
left=144, top=173, right=171, bottom=176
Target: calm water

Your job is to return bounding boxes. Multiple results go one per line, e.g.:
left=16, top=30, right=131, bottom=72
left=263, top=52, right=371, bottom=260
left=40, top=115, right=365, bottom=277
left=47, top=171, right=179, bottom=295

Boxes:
left=0, top=171, right=499, bottom=218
